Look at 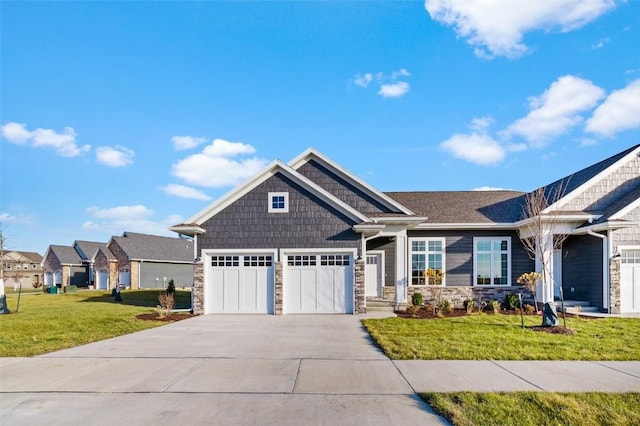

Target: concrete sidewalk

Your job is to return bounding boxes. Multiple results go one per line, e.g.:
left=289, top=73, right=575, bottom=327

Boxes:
left=1, top=315, right=639, bottom=425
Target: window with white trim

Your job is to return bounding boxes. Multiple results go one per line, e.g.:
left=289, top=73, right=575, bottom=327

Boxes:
left=621, top=250, right=640, bottom=264
left=410, top=238, right=445, bottom=285
left=474, top=237, right=511, bottom=286
left=268, top=192, right=289, bottom=213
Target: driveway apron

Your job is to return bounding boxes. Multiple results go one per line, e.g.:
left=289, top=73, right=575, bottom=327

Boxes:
left=0, top=315, right=448, bottom=425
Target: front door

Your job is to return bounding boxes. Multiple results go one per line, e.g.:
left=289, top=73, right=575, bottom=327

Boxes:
left=365, top=253, right=383, bottom=297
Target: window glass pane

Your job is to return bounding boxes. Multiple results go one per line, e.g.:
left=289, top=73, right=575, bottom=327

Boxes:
left=476, top=253, right=491, bottom=285
left=412, top=241, right=425, bottom=252
left=428, top=240, right=442, bottom=252
left=477, top=240, right=490, bottom=251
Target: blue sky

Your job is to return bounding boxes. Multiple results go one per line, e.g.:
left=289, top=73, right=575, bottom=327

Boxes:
left=1, top=0, right=639, bottom=254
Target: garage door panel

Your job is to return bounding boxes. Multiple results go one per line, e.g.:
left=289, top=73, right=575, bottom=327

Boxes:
left=206, top=254, right=274, bottom=314
left=284, top=253, right=353, bottom=314
left=621, top=265, right=640, bottom=313
left=301, top=269, right=319, bottom=312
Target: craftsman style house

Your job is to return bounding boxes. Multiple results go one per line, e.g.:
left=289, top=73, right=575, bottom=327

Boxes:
left=1, top=251, right=44, bottom=289
left=171, top=145, right=640, bottom=315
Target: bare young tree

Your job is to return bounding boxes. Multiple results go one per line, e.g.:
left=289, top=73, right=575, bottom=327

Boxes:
left=517, top=183, right=571, bottom=327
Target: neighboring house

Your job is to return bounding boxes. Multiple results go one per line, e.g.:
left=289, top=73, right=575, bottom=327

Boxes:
left=171, top=145, right=639, bottom=315
left=0, top=251, right=44, bottom=289
left=42, top=245, right=85, bottom=288
left=107, top=232, right=194, bottom=290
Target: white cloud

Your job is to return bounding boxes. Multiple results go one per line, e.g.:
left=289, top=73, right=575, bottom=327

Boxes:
left=0, top=122, right=31, bottom=143
left=439, top=132, right=505, bottom=165
left=82, top=205, right=180, bottom=237
left=391, top=68, right=411, bottom=79
left=425, top=0, right=617, bottom=58
left=585, top=79, right=640, bottom=137
left=172, top=135, right=208, bottom=150
left=172, top=139, right=268, bottom=188
left=0, top=121, right=90, bottom=157
left=473, top=186, right=510, bottom=191
left=591, top=37, right=610, bottom=49
left=354, top=73, right=373, bottom=88
left=0, top=212, right=31, bottom=225
left=503, top=75, right=605, bottom=146
left=162, top=184, right=211, bottom=201
left=378, top=82, right=410, bottom=98
left=353, top=69, right=411, bottom=97
left=96, top=145, right=135, bottom=167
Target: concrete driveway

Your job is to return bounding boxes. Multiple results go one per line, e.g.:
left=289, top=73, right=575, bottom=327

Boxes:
left=0, top=315, right=448, bottom=425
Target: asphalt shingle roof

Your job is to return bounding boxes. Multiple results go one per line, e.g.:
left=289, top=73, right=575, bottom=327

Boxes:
left=385, top=191, right=526, bottom=223
left=112, top=232, right=194, bottom=262
left=74, top=240, right=107, bottom=261
left=49, top=245, right=83, bottom=265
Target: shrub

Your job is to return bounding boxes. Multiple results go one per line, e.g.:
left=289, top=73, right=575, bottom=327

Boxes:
left=504, top=293, right=520, bottom=310
left=438, top=299, right=452, bottom=314
left=157, top=292, right=175, bottom=318
left=411, top=292, right=424, bottom=307
left=486, top=299, right=501, bottom=313
left=463, top=299, right=476, bottom=314
left=523, top=303, right=535, bottom=315
left=166, top=279, right=175, bottom=295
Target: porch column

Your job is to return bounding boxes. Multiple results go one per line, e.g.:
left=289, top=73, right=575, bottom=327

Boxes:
left=395, top=231, right=408, bottom=305
left=536, top=236, right=555, bottom=304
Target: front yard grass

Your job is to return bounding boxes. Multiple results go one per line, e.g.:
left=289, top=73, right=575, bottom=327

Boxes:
left=362, top=314, right=640, bottom=360
left=421, top=392, right=640, bottom=426
left=0, top=289, right=192, bottom=357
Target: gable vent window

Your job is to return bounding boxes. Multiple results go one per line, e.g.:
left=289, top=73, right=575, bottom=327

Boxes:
left=268, top=192, right=289, bottom=213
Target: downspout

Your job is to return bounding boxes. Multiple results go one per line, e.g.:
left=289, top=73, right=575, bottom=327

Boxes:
left=587, top=228, right=609, bottom=313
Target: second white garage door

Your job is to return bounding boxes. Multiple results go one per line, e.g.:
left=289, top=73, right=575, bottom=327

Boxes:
left=621, top=249, right=640, bottom=313
left=284, top=253, right=354, bottom=314
left=206, top=254, right=274, bottom=314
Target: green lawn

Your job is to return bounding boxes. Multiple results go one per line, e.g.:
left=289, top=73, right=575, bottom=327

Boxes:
left=0, top=289, right=192, bottom=357
left=421, top=392, right=640, bottom=426
left=362, top=314, right=640, bottom=360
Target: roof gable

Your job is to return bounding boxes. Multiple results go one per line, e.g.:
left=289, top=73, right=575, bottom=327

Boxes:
left=176, top=159, right=370, bottom=230
left=73, top=240, right=107, bottom=261
left=289, top=148, right=414, bottom=215
left=543, top=144, right=640, bottom=213
left=47, top=245, right=83, bottom=265
left=110, top=232, right=194, bottom=262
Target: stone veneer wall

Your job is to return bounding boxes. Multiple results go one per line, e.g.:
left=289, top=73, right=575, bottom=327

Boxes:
left=275, top=261, right=283, bottom=315
left=129, top=260, right=140, bottom=290
left=193, top=261, right=204, bottom=314
left=382, top=285, right=395, bottom=301
left=354, top=259, right=365, bottom=314
left=609, top=257, right=621, bottom=314
left=407, top=285, right=530, bottom=308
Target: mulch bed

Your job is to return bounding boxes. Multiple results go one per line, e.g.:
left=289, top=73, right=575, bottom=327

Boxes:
left=136, top=313, right=196, bottom=322
left=395, top=307, right=581, bottom=334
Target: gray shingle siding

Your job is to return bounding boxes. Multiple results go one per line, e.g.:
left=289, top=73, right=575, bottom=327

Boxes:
left=562, top=234, right=603, bottom=308
left=198, top=172, right=360, bottom=252
left=139, top=262, right=194, bottom=289
left=612, top=205, right=640, bottom=254
left=297, top=160, right=394, bottom=214
left=407, top=230, right=533, bottom=287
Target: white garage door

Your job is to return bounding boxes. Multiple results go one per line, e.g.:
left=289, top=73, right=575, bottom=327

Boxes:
left=207, top=254, right=274, bottom=314
left=97, top=270, right=109, bottom=290
left=284, top=253, right=353, bottom=314
left=621, top=249, right=640, bottom=313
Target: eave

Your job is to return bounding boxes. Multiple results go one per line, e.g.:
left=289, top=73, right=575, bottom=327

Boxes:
left=169, top=224, right=206, bottom=236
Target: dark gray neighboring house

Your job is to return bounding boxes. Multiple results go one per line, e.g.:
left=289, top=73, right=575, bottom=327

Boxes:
left=172, top=145, right=640, bottom=315
left=107, top=232, right=194, bottom=289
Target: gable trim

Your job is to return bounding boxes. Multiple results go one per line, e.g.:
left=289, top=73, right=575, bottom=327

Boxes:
left=609, top=197, right=640, bottom=220
left=182, top=159, right=371, bottom=227
left=543, top=145, right=640, bottom=213
left=288, top=148, right=415, bottom=215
